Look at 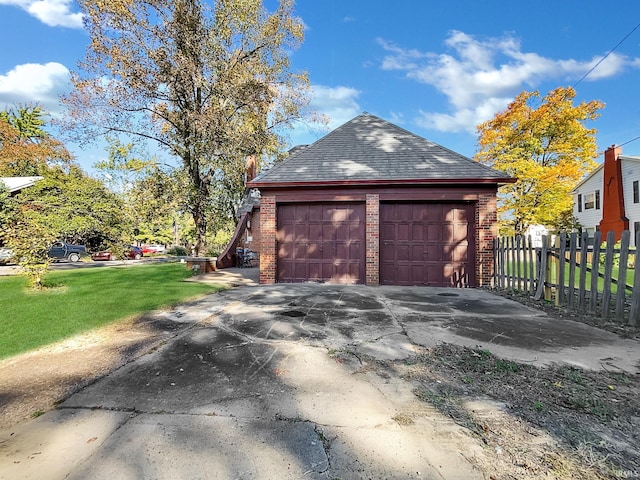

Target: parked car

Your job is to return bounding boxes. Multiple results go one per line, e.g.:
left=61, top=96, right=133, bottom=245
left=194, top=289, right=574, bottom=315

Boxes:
left=0, top=247, right=14, bottom=264
left=150, top=244, right=166, bottom=253
left=48, top=242, right=87, bottom=262
left=141, top=244, right=166, bottom=255
left=91, top=245, right=143, bottom=261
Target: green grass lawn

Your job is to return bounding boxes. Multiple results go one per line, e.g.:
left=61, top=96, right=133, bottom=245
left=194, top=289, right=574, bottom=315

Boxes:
left=501, top=260, right=636, bottom=295
left=0, top=263, right=225, bottom=360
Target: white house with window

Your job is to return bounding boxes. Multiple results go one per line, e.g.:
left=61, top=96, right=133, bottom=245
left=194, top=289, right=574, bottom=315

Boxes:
left=571, top=145, right=640, bottom=244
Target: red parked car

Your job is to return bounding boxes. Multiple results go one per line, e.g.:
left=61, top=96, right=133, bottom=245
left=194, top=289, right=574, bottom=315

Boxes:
left=91, top=246, right=143, bottom=261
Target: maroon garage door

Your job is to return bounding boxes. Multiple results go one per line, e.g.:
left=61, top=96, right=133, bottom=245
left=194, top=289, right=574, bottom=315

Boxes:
left=380, top=202, right=476, bottom=287
left=277, top=203, right=365, bottom=283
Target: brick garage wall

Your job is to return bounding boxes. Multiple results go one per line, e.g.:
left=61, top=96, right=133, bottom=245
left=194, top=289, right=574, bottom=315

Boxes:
left=259, top=196, right=277, bottom=284
left=365, top=194, right=380, bottom=286
left=476, top=192, right=497, bottom=287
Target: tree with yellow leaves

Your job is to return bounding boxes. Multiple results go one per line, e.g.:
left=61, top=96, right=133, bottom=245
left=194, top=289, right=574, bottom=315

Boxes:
left=475, top=87, right=603, bottom=235
left=62, top=0, right=313, bottom=255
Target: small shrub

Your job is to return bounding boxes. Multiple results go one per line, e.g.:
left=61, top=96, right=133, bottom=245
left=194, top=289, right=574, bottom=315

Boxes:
left=167, top=246, right=188, bottom=256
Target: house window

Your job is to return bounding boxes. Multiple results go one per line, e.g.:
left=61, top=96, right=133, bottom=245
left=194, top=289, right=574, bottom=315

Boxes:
left=634, top=181, right=639, bottom=204
left=584, top=192, right=596, bottom=210
left=577, top=194, right=582, bottom=212
left=595, top=190, right=600, bottom=209
left=635, top=222, right=640, bottom=246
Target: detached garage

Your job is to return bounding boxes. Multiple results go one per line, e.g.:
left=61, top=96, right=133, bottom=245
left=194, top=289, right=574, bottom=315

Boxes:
left=248, top=113, right=513, bottom=287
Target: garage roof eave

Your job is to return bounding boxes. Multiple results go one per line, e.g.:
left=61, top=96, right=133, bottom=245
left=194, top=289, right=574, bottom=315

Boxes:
left=247, top=177, right=516, bottom=189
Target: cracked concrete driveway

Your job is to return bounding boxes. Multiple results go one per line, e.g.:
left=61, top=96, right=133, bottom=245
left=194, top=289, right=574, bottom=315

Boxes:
left=2, top=281, right=639, bottom=479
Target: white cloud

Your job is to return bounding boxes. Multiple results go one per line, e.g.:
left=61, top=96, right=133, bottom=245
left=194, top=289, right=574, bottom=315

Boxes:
left=0, top=62, right=71, bottom=114
left=379, top=31, right=640, bottom=133
left=287, top=85, right=362, bottom=147
left=311, top=84, right=362, bottom=129
left=0, top=0, right=83, bottom=28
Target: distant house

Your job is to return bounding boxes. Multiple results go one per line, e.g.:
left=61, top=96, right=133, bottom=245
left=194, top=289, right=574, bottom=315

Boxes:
left=0, top=176, right=43, bottom=195
left=571, top=145, right=640, bottom=244
left=219, top=113, right=514, bottom=287
left=524, top=224, right=549, bottom=248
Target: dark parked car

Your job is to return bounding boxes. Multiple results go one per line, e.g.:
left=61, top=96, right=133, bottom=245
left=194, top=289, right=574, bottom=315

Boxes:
left=48, top=242, right=87, bottom=262
left=91, top=245, right=143, bottom=261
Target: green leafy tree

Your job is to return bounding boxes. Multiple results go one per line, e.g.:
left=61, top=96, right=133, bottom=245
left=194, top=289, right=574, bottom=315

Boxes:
left=475, top=87, right=603, bottom=235
left=62, top=0, right=313, bottom=255
left=13, top=166, right=130, bottom=248
left=0, top=183, right=14, bottom=245
left=5, top=219, right=56, bottom=289
left=5, top=166, right=130, bottom=287
left=0, top=105, right=47, bottom=141
left=95, top=138, right=189, bottom=247
left=127, top=169, right=188, bottom=246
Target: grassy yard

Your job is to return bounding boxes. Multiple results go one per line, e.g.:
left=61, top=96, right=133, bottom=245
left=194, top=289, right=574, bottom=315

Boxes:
left=0, top=263, right=225, bottom=360
left=503, top=260, right=636, bottom=295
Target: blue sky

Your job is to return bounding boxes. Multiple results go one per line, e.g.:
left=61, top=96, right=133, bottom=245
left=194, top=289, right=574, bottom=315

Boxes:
left=1, top=0, right=639, bottom=174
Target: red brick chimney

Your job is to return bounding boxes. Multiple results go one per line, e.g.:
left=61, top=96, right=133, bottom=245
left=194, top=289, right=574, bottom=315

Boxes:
left=598, top=145, right=629, bottom=241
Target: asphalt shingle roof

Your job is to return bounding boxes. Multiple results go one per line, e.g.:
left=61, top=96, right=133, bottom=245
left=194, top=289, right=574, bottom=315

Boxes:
left=250, top=113, right=512, bottom=186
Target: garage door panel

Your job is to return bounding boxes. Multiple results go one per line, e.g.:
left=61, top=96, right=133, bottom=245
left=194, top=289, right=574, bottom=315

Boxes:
left=309, top=223, right=323, bottom=239
left=277, top=203, right=365, bottom=284
left=335, top=242, right=360, bottom=259
left=425, top=225, right=442, bottom=242
left=380, top=203, right=476, bottom=287
left=412, top=245, right=427, bottom=262
left=305, top=243, right=321, bottom=260
left=450, top=225, right=467, bottom=243
left=411, top=224, right=425, bottom=241
left=335, top=223, right=350, bottom=239
left=381, top=224, right=396, bottom=241
left=322, top=223, right=336, bottom=239
left=425, top=244, right=442, bottom=260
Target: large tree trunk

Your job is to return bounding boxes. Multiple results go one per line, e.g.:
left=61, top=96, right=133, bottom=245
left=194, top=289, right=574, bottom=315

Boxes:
left=193, top=206, right=207, bottom=256
left=184, top=148, right=209, bottom=257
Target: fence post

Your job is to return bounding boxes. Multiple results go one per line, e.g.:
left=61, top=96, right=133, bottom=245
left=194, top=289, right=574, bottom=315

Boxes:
left=589, top=231, right=602, bottom=315
left=534, top=235, right=548, bottom=300
left=516, top=235, right=522, bottom=292
left=546, top=235, right=559, bottom=301
left=615, top=230, right=630, bottom=323
left=557, top=233, right=566, bottom=306
left=507, top=236, right=513, bottom=290
left=578, top=231, right=589, bottom=312
left=567, top=233, right=578, bottom=309
left=527, top=236, right=535, bottom=296
left=601, top=231, right=616, bottom=321
left=493, top=238, right=498, bottom=288
left=630, top=231, right=640, bottom=326
left=499, top=237, right=506, bottom=289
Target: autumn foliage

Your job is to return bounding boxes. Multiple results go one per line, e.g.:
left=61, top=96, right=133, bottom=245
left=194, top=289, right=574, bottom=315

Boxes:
left=475, top=87, right=603, bottom=235
left=0, top=107, right=71, bottom=177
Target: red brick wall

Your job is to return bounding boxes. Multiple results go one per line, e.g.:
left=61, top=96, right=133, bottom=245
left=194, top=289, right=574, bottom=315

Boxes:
left=259, top=196, right=276, bottom=284
left=365, top=194, right=380, bottom=285
left=476, top=192, right=497, bottom=287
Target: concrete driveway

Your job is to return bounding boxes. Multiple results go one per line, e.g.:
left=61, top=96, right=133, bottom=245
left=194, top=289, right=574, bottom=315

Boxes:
left=2, top=278, right=639, bottom=479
